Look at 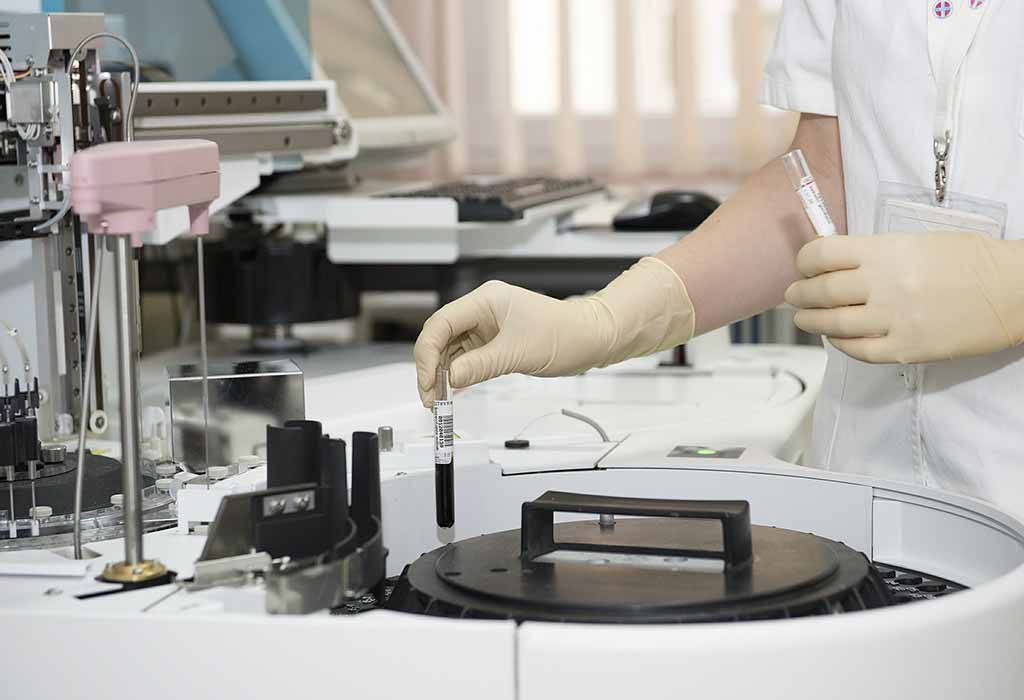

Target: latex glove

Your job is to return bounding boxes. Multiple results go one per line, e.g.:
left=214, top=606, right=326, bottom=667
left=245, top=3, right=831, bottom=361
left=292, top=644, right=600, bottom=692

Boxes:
left=414, top=257, right=695, bottom=405
left=784, top=232, right=1024, bottom=364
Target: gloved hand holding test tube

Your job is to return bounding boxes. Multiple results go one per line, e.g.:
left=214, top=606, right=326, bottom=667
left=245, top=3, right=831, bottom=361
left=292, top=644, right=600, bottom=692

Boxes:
left=783, top=149, right=836, bottom=237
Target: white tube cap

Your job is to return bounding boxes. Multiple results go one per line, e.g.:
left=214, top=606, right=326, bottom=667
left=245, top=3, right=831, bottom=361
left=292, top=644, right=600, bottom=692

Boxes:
left=29, top=505, right=52, bottom=519
left=207, top=466, right=230, bottom=480
left=236, top=455, right=262, bottom=473
left=155, top=463, right=178, bottom=478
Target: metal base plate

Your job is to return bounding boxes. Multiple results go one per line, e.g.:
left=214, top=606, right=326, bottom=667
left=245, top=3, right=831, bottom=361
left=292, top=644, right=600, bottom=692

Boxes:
left=100, top=558, right=170, bottom=584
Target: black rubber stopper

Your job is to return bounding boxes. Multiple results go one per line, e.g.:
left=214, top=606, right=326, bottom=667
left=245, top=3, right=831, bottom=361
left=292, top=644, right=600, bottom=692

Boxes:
left=504, top=439, right=530, bottom=450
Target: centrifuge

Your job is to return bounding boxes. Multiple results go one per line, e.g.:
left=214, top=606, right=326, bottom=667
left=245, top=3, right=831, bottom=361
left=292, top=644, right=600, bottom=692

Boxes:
left=4, top=436, right=1023, bottom=699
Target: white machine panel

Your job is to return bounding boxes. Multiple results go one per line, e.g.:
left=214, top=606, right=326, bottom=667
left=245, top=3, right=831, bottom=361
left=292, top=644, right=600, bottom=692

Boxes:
left=517, top=585, right=1024, bottom=699
left=872, top=491, right=1024, bottom=587
left=5, top=610, right=518, bottom=700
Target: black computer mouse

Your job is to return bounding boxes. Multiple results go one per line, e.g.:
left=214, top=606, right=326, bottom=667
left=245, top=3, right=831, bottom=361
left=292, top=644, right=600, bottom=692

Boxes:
left=613, top=190, right=720, bottom=232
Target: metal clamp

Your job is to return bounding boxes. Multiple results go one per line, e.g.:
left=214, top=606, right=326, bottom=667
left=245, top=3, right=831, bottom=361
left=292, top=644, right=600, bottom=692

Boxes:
left=934, top=130, right=951, bottom=204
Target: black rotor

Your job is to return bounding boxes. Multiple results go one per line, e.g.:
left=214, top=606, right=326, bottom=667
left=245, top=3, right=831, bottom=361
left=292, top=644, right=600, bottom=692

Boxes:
left=388, top=491, right=893, bottom=623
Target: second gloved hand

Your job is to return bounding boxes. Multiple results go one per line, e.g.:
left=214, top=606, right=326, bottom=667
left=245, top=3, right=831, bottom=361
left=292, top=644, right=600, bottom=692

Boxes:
left=785, top=232, right=1024, bottom=364
left=414, top=257, right=695, bottom=405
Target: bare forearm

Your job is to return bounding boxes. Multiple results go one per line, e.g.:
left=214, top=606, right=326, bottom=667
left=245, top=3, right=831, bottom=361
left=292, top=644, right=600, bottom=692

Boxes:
left=656, top=114, right=846, bottom=335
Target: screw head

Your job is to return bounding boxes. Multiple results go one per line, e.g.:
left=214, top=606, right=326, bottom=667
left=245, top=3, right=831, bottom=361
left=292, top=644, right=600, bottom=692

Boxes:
left=335, top=121, right=353, bottom=144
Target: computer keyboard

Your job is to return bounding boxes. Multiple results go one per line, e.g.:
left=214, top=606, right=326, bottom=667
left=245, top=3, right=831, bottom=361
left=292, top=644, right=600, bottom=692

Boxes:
left=381, top=176, right=606, bottom=222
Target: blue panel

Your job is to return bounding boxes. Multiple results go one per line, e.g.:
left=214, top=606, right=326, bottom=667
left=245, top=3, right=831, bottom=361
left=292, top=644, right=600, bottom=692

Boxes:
left=207, top=0, right=311, bottom=80
left=42, top=0, right=65, bottom=11
left=60, top=0, right=311, bottom=82
left=209, top=62, right=245, bottom=82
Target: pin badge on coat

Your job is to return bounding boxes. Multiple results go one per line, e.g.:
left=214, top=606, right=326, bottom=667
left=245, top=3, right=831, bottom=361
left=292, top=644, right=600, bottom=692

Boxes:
left=933, top=1, right=954, bottom=19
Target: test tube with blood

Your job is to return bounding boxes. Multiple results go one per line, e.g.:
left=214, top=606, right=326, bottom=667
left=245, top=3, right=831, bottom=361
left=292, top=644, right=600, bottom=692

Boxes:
left=433, top=368, right=455, bottom=528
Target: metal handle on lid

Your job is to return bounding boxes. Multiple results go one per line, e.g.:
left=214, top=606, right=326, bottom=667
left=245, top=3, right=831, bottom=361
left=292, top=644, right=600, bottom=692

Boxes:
left=520, top=491, right=753, bottom=571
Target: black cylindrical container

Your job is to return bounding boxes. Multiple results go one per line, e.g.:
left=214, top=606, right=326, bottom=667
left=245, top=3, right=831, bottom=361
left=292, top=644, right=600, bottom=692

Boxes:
left=350, top=432, right=381, bottom=535
left=320, top=436, right=350, bottom=544
left=266, top=423, right=318, bottom=488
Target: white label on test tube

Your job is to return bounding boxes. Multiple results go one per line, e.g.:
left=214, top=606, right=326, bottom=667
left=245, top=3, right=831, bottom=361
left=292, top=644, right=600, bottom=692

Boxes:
left=796, top=177, right=836, bottom=237
left=434, top=400, right=454, bottom=465
left=783, top=149, right=836, bottom=237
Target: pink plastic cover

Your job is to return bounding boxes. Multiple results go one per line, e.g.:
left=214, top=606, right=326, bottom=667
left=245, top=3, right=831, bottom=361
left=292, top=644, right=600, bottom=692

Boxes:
left=70, top=139, right=220, bottom=244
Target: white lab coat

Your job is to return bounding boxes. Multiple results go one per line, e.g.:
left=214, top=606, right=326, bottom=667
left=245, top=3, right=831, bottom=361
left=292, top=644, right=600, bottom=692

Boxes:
left=760, top=0, right=1024, bottom=516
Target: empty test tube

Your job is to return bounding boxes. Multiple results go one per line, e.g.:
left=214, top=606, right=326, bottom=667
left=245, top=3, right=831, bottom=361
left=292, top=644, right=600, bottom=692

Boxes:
left=782, top=149, right=836, bottom=237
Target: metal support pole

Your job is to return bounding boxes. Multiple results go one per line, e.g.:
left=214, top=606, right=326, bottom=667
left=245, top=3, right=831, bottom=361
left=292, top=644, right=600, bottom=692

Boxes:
left=113, top=234, right=143, bottom=566
left=100, top=234, right=166, bottom=584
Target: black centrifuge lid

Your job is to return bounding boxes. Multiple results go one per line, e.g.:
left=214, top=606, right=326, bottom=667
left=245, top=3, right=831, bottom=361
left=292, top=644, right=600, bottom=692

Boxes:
left=388, top=491, right=892, bottom=623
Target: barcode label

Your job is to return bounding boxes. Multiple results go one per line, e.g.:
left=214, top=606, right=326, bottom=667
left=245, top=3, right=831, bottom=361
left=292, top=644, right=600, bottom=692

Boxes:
left=798, top=182, right=835, bottom=236
left=434, top=400, right=454, bottom=465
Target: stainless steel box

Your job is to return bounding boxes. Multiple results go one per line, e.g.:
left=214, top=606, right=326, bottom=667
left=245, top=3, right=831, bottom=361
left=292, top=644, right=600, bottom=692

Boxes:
left=168, top=359, right=304, bottom=473
left=3, top=13, right=106, bottom=65
left=10, top=79, right=50, bottom=125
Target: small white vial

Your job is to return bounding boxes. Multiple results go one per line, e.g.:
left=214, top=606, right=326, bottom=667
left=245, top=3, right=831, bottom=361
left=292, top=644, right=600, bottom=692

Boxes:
left=155, top=463, right=178, bottom=478
left=236, top=455, right=262, bottom=474
left=207, top=465, right=230, bottom=481
left=29, top=505, right=52, bottom=519
left=29, top=505, right=51, bottom=536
